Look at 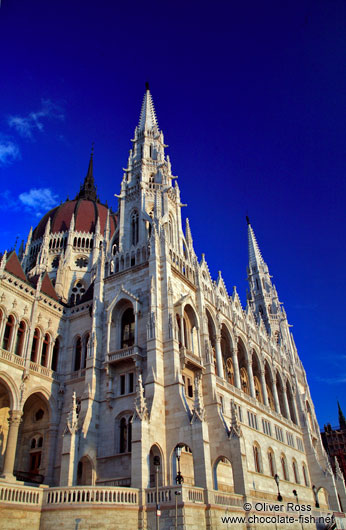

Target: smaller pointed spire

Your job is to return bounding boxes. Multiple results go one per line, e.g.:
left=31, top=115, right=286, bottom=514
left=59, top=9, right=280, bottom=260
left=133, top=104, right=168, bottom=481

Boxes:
left=185, top=218, right=193, bottom=247
left=138, top=85, right=159, bottom=132
left=247, top=218, right=264, bottom=267
left=338, top=401, right=346, bottom=430
left=75, top=145, right=97, bottom=201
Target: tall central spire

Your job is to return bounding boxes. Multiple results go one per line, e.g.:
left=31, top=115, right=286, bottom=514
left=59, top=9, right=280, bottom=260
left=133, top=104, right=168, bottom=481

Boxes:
left=75, top=146, right=98, bottom=202
left=247, top=216, right=264, bottom=268
left=137, top=83, right=159, bottom=133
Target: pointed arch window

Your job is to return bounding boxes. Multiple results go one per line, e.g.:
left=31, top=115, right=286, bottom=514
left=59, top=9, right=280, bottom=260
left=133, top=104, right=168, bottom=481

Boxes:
left=240, top=367, right=250, bottom=395
left=83, top=333, right=90, bottom=369
left=51, top=338, right=59, bottom=371
left=2, top=314, right=15, bottom=351
left=281, top=455, right=288, bottom=481
left=268, top=450, right=275, bottom=477
left=41, top=333, right=50, bottom=367
left=292, top=460, right=299, bottom=483
left=253, top=445, right=261, bottom=473
left=225, top=357, right=234, bottom=385
left=74, top=337, right=82, bottom=371
left=31, top=328, right=40, bottom=362
left=119, top=417, right=127, bottom=453
left=121, top=308, right=135, bottom=348
left=302, top=464, right=309, bottom=486
left=131, top=211, right=139, bottom=246
left=14, top=320, right=26, bottom=356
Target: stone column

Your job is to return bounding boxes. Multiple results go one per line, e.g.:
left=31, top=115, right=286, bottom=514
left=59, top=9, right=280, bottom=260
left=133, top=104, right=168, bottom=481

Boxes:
left=231, top=347, right=241, bottom=389
left=45, top=423, right=59, bottom=485
left=247, top=359, right=256, bottom=398
left=260, top=368, right=269, bottom=406
left=134, top=310, right=139, bottom=346
left=106, top=315, right=111, bottom=354
left=282, top=385, right=291, bottom=420
left=272, top=376, right=281, bottom=414
left=1, top=410, right=22, bottom=480
left=214, top=334, right=224, bottom=379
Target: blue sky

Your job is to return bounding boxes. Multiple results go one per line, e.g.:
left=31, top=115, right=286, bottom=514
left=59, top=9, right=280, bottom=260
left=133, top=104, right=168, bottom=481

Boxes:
left=0, top=0, right=345, bottom=427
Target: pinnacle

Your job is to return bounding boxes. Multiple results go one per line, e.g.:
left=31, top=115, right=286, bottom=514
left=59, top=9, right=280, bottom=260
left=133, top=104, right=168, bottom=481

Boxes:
left=247, top=220, right=264, bottom=267
left=75, top=146, right=97, bottom=201
left=138, top=86, right=159, bottom=132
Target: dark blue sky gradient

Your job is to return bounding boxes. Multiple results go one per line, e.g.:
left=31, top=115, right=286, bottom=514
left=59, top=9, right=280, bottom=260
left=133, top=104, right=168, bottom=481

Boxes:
left=0, top=0, right=345, bottom=426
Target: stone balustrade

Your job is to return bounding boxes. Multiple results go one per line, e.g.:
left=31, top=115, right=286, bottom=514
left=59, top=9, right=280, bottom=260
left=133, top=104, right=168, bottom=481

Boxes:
left=0, top=483, right=43, bottom=505
left=44, top=486, right=139, bottom=505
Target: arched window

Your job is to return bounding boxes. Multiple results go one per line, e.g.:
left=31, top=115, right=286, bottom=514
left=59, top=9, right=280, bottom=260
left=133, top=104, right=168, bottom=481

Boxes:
left=70, top=281, right=86, bottom=305
left=131, top=211, right=139, bottom=246
left=302, top=464, right=309, bottom=486
left=31, top=328, right=40, bottom=362
left=253, top=445, right=261, bottom=473
left=29, top=435, right=43, bottom=475
left=14, top=320, right=26, bottom=356
left=2, top=314, right=15, bottom=351
left=281, top=455, right=288, bottom=481
left=51, top=338, right=59, bottom=371
left=225, top=357, right=234, bottom=385
left=292, top=460, right=299, bottom=483
left=119, top=417, right=127, bottom=453
left=74, top=337, right=82, bottom=371
left=83, top=333, right=90, bottom=369
left=41, top=333, right=50, bottom=367
left=254, top=376, right=263, bottom=403
left=121, top=308, right=135, bottom=348
left=240, top=367, right=250, bottom=395
left=268, top=450, right=275, bottom=477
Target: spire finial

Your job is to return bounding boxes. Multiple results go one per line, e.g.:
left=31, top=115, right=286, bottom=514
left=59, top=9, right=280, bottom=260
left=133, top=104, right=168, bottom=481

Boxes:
left=338, top=401, right=346, bottom=430
left=246, top=215, right=250, bottom=225
left=138, top=86, right=159, bottom=132
left=145, top=81, right=150, bottom=91
left=247, top=220, right=264, bottom=267
left=75, top=146, right=97, bottom=201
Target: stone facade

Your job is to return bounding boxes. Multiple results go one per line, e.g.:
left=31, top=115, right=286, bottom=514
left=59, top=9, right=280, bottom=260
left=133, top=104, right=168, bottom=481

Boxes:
left=0, top=86, right=345, bottom=529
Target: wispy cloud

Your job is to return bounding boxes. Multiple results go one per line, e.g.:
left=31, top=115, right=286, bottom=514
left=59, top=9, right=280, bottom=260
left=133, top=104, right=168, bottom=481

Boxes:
left=0, top=140, right=20, bottom=165
left=0, top=188, right=59, bottom=217
left=313, top=374, right=346, bottom=385
left=19, top=188, right=59, bottom=217
left=8, top=99, right=65, bottom=139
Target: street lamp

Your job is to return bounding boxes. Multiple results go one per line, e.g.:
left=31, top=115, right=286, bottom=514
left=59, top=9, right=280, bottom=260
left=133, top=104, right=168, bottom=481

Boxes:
left=175, top=445, right=184, bottom=485
left=312, top=485, right=320, bottom=508
left=274, top=474, right=283, bottom=502
left=153, top=455, right=161, bottom=530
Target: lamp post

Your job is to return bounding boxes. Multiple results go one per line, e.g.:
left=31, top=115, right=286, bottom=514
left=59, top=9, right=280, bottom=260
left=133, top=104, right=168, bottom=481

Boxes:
left=274, top=474, right=283, bottom=502
left=175, top=445, right=184, bottom=485
left=153, top=455, right=161, bottom=530
left=294, top=490, right=304, bottom=530
left=312, top=485, right=320, bottom=508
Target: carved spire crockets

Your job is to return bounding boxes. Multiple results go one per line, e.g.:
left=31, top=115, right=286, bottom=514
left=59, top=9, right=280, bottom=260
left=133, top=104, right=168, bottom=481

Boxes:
left=138, top=84, right=159, bottom=133
left=191, top=374, right=205, bottom=422
left=133, top=374, right=149, bottom=421
left=229, top=399, right=242, bottom=438
left=75, top=147, right=97, bottom=202
left=65, top=391, right=79, bottom=434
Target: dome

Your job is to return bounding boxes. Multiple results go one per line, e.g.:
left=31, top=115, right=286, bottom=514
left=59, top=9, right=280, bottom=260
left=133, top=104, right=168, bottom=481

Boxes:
left=32, top=199, right=117, bottom=240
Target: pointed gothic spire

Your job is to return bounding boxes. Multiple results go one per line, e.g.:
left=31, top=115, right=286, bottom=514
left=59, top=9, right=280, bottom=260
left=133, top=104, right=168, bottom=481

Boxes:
left=137, top=83, right=159, bottom=133
left=75, top=145, right=97, bottom=201
left=247, top=216, right=264, bottom=268
left=338, top=401, right=346, bottom=430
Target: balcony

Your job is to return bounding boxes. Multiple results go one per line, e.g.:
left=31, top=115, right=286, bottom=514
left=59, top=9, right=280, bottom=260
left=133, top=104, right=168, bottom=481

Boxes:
left=107, top=346, right=143, bottom=365
left=179, top=346, right=203, bottom=371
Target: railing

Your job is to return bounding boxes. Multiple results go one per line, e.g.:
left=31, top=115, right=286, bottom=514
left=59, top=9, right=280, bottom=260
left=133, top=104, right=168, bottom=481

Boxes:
left=211, top=490, right=244, bottom=507
left=146, top=485, right=205, bottom=505
left=44, top=486, right=139, bottom=505
left=0, top=348, right=26, bottom=367
left=146, top=486, right=174, bottom=504
left=186, top=486, right=204, bottom=503
left=0, top=483, right=43, bottom=505
left=108, top=346, right=142, bottom=363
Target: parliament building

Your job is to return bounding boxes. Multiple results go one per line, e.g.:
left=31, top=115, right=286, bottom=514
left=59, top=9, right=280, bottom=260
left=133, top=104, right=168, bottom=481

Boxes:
left=0, top=87, right=345, bottom=529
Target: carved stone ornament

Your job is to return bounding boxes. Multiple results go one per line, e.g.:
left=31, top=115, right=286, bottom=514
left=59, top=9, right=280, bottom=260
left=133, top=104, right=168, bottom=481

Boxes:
left=64, top=391, right=79, bottom=435
left=133, top=374, right=149, bottom=421
left=229, top=399, right=242, bottom=438
left=191, top=374, right=205, bottom=423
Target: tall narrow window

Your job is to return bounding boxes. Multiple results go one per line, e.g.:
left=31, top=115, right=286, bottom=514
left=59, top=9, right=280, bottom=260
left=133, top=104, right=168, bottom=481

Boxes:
left=2, top=315, right=15, bottom=351
left=83, top=333, right=90, bottom=369
left=268, top=451, right=275, bottom=477
left=302, top=464, right=309, bottom=486
left=281, top=456, right=288, bottom=481
left=14, top=320, right=26, bottom=356
left=74, top=337, right=82, bottom=371
left=121, top=308, right=135, bottom=348
left=51, top=338, right=59, bottom=371
left=128, top=418, right=132, bottom=452
left=119, top=418, right=127, bottom=453
left=253, top=445, right=261, bottom=473
left=292, top=460, right=299, bottom=483
left=31, top=328, right=40, bottom=362
left=131, top=211, right=139, bottom=246
left=41, top=333, right=50, bottom=367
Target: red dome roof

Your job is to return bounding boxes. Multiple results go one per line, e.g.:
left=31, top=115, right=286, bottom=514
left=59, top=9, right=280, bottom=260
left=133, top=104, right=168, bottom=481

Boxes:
left=33, top=199, right=117, bottom=240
